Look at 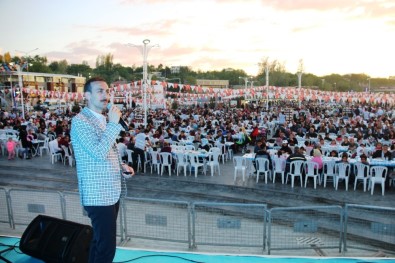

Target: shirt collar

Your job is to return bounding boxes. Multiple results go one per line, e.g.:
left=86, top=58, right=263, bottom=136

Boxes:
left=86, top=107, right=106, bottom=126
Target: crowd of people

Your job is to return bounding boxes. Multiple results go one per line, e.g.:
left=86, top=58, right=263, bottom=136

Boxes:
left=1, top=97, right=395, bottom=178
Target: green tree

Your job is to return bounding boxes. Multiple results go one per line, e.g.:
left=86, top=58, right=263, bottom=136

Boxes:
left=67, top=62, right=92, bottom=78
left=48, top=59, right=68, bottom=74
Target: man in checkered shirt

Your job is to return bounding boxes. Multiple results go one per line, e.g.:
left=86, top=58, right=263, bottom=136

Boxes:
left=71, top=77, right=134, bottom=263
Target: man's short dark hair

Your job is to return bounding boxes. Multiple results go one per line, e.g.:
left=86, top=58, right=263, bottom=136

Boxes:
left=84, top=77, right=106, bottom=93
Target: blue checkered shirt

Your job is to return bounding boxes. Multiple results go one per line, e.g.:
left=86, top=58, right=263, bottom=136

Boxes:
left=71, top=107, right=123, bottom=206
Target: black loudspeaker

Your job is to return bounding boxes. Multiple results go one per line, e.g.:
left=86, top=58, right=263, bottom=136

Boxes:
left=20, top=215, right=92, bottom=263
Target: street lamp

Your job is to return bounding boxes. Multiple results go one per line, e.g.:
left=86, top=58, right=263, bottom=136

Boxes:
left=128, top=39, right=158, bottom=128
left=297, top=71, right=303, bottom=107
left=9, top=63, right=25, bottom=119
left=239, top=76, right=249, bottom=90
left=367, top=78, right=371, bottom=93
left=265, top=65, right=270, bottom=111
left=15, top=48, right=39, bottom=72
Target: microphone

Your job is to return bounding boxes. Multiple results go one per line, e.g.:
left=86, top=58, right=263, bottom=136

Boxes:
left=107, top=103, right=129, bottom=131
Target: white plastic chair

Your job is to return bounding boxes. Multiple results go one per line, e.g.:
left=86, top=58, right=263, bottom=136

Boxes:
left=207, top=150, right=221, bottom=177
left=159, top=152, right=173, bottom=176
left=389, top=174, right=395, bottom=188
left=255, top=157, right=271, bottom=183
left=39, top=137, right=50, bottom=156
left=48, top=140, right=63, bottom=164
left=369, top=166, right=388, bottom=196
left=149, top=150, right=160, bottom=175
left=323, top=161, right=336, bottom=188
left=126, top=149, right=134, bottom=166
left=216, top=143, right=227, bottom=163
left=175, top=152, right=189, bottom=177
left=353, top=162, right=370, bottom=192
left=304, top=161, right=319, bottom=189
left=61, top=145, right=74, bottom=167
left=189, top=153, right=205, bottom=178
left=142, top=151, right=151, bottom=173
left=335, top=163, right=351, bottom=191
left=272, top=156, right=285, bottom=184
left=233, top=156, right=246, bottom=182
left=286, top=160, right=304, bottom=188
left=185, top=145, right=195, bottom=151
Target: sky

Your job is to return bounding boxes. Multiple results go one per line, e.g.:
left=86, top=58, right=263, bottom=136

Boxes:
left=1, top=0, right=394, bottom=78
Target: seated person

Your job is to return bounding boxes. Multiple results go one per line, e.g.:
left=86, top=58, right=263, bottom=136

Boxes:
left=372, top=144, right=392, bottom=160
left=335, top=152, right=352, bottom=181
left=324, top=132, right=332, bottom=142
left=341, top=136, right=350, bottom=147
left=160, top=141, right=172, bottom=153
left=287, top=146, right=307, bottom=163
left=359, top=154, right=370, bottom=165
left=329, top=150, right=339, bottom=157
left=199, top=138, right=210, bottom=152
left=178, top=130, right=187, bottom=141
left=311, top=149, right=323, bottom=174
left=336, top=152, right=350, bottom=163
left=160, top=141, right=174, bottom=169
left=356, top=143, right=369, bottom=157
left=306, top=127, right=318, bottom=138
left=254, top=143, right=272, bottom=171
left=116, top=138, right=128, bottom=162
left=49, top=135, right=64, bottom=156
left=279, top=140, right=292, bottom=155
left=347, top=137, right=358, bottom=154
left=288, top=133, right=298, bottom=146
left=285, top=146, right=306, bottom=175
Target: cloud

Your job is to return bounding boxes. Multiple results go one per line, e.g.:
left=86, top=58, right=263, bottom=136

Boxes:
left=119, top=0, right=184, bottom=4
left=259, top=0, right=357, bottom=12
left=98, top=19, right=179, bottom=37
left=44, top=40, right=105, bottom=65
left=260, top=0, right=395, bottom=21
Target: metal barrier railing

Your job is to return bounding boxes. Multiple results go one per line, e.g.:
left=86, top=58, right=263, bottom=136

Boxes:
left=192, top=202, right=267, bottom=250
left=60, top=191, right=124, bottom=240
left=8, top=189, right=63, bottom=232
left=344, top=204, right=395, bottom=253
left=122, top=197, right=191, bottom=247
left=0, top=187, right=11, bottom=228
left=268, top=206, right=343, bottom=255
left=1, top=188, right=394, bottom=256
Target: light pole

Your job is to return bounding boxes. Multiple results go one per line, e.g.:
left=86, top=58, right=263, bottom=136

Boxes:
left=367, top=78, right=371, bottom=93
left=128, top=39, right=158, bottom=128
left=10, top=63, right=25, bottom=119
left=15, top=48, right=39, bottom=72
left=239, top=76, right=249, bottom=90
left=321, top=79, right=325, bottom=89
left=265, top=65, right=270, bottom=111
left=297, top=71, right=303, bottom=107
left=334, top=82, right=336, bottom=89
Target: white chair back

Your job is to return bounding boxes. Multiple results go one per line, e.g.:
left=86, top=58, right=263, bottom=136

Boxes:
left=369, top=166, right=388, bottom=196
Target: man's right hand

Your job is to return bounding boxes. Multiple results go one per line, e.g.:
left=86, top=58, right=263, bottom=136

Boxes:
left=108, top=104, right=121, bottom=124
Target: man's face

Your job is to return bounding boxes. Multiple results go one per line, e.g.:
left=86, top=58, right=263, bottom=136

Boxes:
left=85, top=81, right=109, bottom=113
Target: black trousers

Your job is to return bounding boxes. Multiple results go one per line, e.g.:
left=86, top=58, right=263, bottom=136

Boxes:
left=132, top=147, right=145, bottom=172
left=84, top=200, right=120, bottom=263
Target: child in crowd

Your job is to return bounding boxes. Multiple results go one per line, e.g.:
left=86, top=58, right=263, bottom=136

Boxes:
left=6, top=137, right=18, bottom=160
